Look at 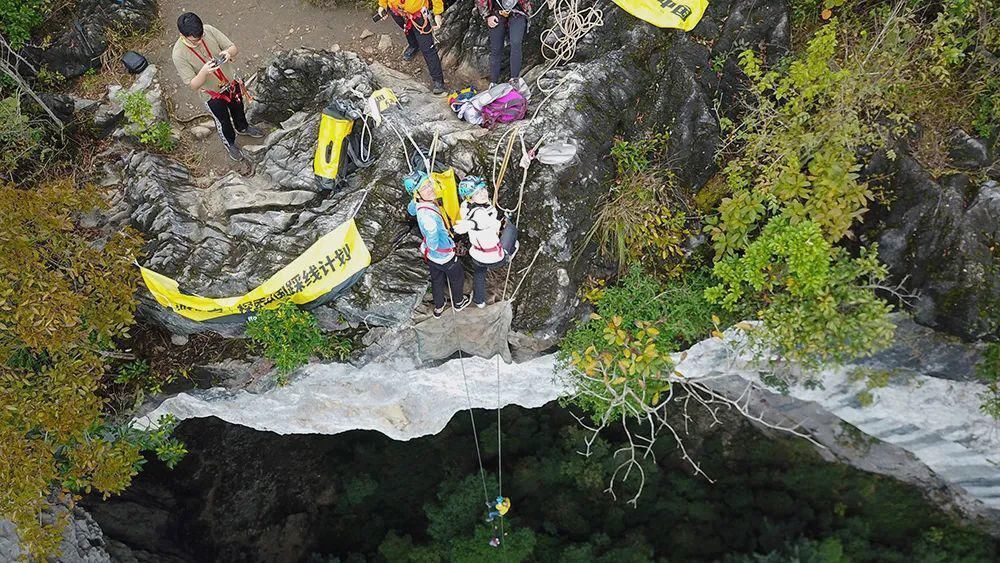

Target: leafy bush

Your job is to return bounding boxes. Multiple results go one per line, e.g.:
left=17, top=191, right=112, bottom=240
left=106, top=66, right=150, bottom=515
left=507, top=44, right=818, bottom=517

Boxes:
left=559, top=267, right=719, bottom=421
left=0, top=0, right=51, bottom=49
left=120, top=90, right=177, bottom=151
left=0, top=180, right=183, bottom=558
left=706, top=218, right=894, bottom=367
left=705, top=22, right=896, bottom=368
left=245, top=301, right=328, bottom=382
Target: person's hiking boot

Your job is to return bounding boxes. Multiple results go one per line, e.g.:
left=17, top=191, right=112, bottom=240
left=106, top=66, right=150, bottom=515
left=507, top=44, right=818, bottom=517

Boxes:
left=454, top=294, right=472, bottom=311
left=226, top=144, right=243, bottom=162
left=402, top=45, right=419, bottom=61
left=432, top=80, right=445, bottom=95
left=238, top=125, right=265, bottom=138
left=433, top=305, right=446, bottom=318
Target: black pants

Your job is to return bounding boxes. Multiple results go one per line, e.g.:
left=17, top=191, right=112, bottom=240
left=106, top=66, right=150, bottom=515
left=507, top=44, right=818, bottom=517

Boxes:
left=392, top=12, right=445, bottom=83
left=472, top=221, right=518, bottom=304
left=206, top=90, right=248, bottom=147
left=428, top=257, right=465, bottom=309
left=489, top=13, right=527, bottom=83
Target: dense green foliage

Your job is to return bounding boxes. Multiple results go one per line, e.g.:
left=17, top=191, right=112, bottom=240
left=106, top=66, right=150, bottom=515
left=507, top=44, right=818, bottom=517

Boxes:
left=0, top=0, right=51, bottom=49
left=559, top=267, right=719, bottom=422
left=126, top=405, right=1000, bottom=561
left=245, top=301, right=352, bottom=384
left=706, top=218, right=894, bottom=368
left=0, top=181, right=183, bottom=557
left=703, top=22, right=897, bottom=367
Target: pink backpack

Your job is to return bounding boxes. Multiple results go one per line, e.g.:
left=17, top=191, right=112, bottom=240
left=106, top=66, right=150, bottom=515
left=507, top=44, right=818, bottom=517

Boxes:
left=480, top=90, right=527, bottom=129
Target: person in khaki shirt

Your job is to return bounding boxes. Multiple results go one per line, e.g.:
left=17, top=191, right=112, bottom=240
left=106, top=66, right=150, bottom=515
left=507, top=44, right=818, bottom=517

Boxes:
left=171, top=12, right=263, bottom=161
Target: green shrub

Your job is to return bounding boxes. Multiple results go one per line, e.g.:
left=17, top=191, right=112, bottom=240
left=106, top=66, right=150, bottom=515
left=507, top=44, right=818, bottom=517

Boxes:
left=0, top=0, right=51, bottom=49
left=559, top=267, right=719, bottom=422
left=705, top=218, right=895, bottom=368
left=0, top=179, right=182, bottom=558
left=245, top=301, right=327, bottom=382
left=120, top=90, right=177, bottom=152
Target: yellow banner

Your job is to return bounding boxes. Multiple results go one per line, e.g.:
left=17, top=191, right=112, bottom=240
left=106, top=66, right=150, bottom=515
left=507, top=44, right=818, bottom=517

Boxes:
left=140, top=219, right=371, bottom=322
left=613, top=0, right=708, bottom=31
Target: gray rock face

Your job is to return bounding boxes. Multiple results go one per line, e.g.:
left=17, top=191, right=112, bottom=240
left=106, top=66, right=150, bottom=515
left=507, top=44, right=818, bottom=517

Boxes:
left=118, top=2, right=790, bottom=339
left=21, top=0, right=158, bottom=79
left=1, top=502, right=112, bottom=563
left=866, top=143, right=1000, bottom=339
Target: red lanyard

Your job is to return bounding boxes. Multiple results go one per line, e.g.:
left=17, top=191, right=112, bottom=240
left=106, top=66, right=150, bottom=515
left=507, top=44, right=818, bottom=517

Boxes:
left=185, top=38, right=228, bottom=84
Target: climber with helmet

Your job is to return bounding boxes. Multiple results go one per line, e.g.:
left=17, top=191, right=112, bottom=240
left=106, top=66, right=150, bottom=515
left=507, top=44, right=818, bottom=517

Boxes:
left=453, top=176, right=518, bottom=308
left=377, top=0, right=446, bottom=94
left=405, top=171, right=472, bottom=317
left=476, top=0, right=533, bottom=87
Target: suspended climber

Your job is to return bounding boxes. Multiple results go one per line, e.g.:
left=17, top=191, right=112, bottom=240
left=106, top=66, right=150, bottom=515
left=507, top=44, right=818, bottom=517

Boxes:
left=476, top=0, right=533, bottom=88
left=171, top=12, right=264, bottom=161
left=453, top=176, right=518, bottom=308
left=405, top=171, right=472, bottom=317
left=377, top=0, right=447, bottom=94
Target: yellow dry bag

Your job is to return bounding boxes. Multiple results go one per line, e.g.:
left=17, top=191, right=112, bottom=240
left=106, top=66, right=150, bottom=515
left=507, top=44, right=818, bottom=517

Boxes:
left=314, top=104, right=355, bottom=190
left=431, top=167, right=461, bottom=229
left=613, top=0, right=708, bottom=31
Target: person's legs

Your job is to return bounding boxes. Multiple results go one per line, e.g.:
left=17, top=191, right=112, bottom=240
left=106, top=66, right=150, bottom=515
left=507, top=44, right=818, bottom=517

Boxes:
left=488, top=15, right=508, bottom=84
left=411, top=15, right=444, bottom=84
left=206, top=97, right=236, bottom=147
left=508, top=14, right=527, bottom=79
left=428, top=261, right=447, bottom=309
left=473, top=261, right=488, bottom=305
left=226, top=88, right=249, bottom=133
left=444, top=259, right=465, bottom=304
left=392, top=12, right=420, bottom=53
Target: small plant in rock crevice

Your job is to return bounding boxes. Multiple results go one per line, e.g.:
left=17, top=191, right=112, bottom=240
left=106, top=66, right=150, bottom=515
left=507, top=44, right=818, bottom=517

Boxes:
left=120, top=90, right=176, bottom=152
left=975, top=343, right=1000, bottom=420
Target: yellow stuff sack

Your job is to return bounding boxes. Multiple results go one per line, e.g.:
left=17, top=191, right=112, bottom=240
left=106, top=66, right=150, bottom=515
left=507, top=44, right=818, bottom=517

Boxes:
left=612, top=0, right=708, bottom=31
left=314, top=105, right=354, bottom=185
left=431, top=167, right=461, bottom=229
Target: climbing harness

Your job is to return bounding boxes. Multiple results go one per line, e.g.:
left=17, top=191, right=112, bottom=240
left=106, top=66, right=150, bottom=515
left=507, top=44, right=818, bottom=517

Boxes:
left=183, top=38, right=252, bottom=103
left=392, top=5, right=435, bottom=35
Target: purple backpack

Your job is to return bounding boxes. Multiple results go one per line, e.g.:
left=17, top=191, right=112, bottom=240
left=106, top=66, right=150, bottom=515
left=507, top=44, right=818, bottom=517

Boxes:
left=481, top=90, right=527, bottom=129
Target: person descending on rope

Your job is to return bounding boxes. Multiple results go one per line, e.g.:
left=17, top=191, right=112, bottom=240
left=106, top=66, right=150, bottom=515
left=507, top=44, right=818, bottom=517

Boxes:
left=405, top=171, right=472, bottom=317
left=172, top=12, right=264, bottom=161
left=378, top=0, right=447, bottom=94
left=452, top=176, right=518, bottom=308
left=476, top=0, right=532, bottom=87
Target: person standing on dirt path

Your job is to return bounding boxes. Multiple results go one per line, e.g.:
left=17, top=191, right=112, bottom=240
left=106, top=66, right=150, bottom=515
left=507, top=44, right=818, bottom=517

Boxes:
left=377, top=0, right=446, bottom=94
left=171, top=12, right=264, bottom=161
left=477, top=0, right=532, bottom=87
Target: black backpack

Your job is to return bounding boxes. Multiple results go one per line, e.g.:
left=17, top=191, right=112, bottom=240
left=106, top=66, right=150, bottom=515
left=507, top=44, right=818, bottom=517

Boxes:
left=121, top=51, right=148, bottom=74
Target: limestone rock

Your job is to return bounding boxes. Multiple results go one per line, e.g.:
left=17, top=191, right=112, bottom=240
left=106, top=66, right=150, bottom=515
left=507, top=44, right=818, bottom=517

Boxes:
left=865, top=147, right=1000, bottom=339
left=190, top=125, right=212, bottom=139
left=377, top=34, right=392, bottom=51
left=360, top=29, right=374, bottom=40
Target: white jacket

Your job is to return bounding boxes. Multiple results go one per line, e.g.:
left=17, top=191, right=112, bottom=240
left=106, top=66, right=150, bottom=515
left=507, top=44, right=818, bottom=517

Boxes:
left=454, top=201, right=505, bottom=264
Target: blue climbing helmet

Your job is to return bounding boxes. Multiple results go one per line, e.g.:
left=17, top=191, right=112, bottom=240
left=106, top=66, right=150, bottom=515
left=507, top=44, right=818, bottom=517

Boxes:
left=458, top=176, right=487, bottom=200
left=403, top=170, right=430, bottom=195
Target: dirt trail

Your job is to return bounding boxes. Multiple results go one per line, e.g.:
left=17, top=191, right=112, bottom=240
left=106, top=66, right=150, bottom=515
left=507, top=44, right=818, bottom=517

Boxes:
left=143, top=0, right=478, bottom=176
